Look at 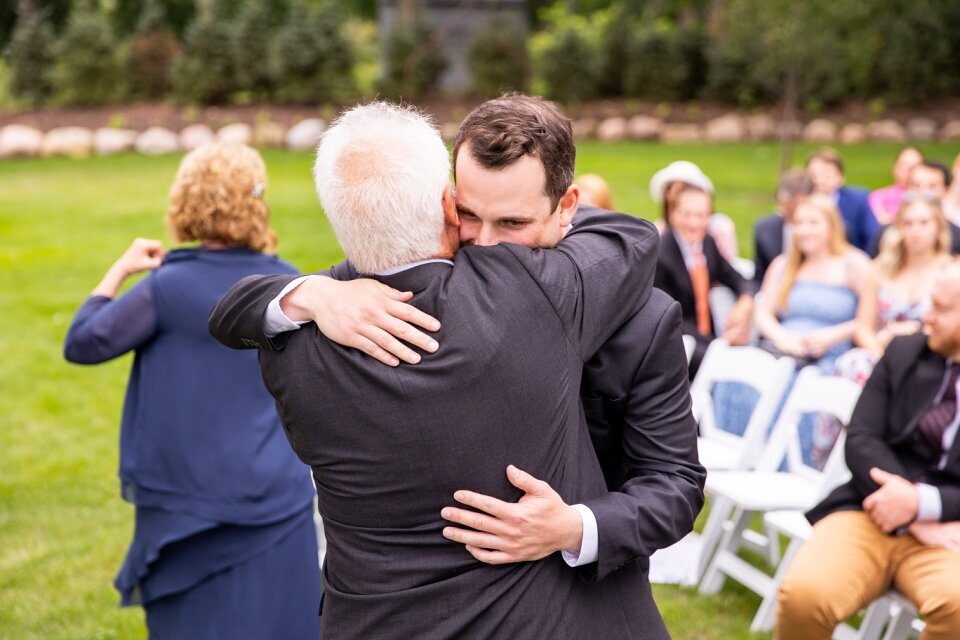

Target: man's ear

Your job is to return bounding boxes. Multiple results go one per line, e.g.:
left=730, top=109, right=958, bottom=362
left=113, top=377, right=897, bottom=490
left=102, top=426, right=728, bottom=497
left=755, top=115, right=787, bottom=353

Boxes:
left=557, top=184, right=580, bottom=227
left=442, top=186, right=460, bottom=227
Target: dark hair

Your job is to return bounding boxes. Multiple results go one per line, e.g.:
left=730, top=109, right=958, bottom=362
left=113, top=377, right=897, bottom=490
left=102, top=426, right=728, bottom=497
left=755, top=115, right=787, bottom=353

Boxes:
left=453, top=93, right=575, bottom=209
left=806, top=147, right=845, bottom=175
left=917, top=160, right=953, bottom=188
left=777, top=169, right=814, bottom=200
left=664, top=184, right=711, bottom=227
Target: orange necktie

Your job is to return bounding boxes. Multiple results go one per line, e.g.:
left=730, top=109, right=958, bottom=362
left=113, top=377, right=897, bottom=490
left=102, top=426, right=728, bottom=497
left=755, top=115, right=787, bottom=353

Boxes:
left=689, top=249, right=711, bottom=336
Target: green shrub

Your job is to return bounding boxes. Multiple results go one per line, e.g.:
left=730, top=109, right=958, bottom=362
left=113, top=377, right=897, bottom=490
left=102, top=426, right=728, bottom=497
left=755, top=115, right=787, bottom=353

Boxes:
left=52, top=5, right=123, bottom=106
left=378, top=17, right=447, bottom=100
left=467, top=17, right=528, bottom=97
left=5, top=9, right=55, bottom=107
left=530, top=7, right=601, bottom=104
left=124, top=0, right=181, bottom=100
left=622, top=25, right=705, bottom=101
left=172, top=15, right=236, bottom=105
left=271, top=0, right=355, bottom=104
left=232, top=0, right=274, bottom=99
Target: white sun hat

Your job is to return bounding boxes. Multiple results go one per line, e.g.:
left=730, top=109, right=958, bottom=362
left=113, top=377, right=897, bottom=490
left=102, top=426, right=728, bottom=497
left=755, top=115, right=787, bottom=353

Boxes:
left=649, top=161, right=715, bottom=204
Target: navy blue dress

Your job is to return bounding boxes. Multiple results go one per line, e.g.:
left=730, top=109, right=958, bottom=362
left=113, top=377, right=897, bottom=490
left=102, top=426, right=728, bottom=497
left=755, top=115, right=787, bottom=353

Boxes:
left=64, top=247, right=320, bottom=639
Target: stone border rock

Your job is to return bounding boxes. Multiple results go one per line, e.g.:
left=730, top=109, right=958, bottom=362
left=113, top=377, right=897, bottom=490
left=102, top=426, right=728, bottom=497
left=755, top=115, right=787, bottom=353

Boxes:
left=3, top=114, right=960, bottom=159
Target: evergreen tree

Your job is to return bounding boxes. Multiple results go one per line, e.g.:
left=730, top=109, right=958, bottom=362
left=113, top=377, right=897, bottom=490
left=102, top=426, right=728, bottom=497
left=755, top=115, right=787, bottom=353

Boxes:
left=52, top=2, right=124, bottom=106
left=271, top=0, right=355, bottom=104
left=379, top=16, right=447, bottom=100
left=125, top=0, right=182, bottom=100
left=232, top=0, right=274, bottom=99
left=6, top=5, right=55, bottom=106
left=172, top=10, right=236, bottom=104
left=467, top=17, right=528, bottom=98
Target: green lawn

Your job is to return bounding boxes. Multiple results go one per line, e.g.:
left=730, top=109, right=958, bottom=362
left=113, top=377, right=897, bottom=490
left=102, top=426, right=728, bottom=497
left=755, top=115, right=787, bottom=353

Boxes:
left=2, top=142, right=958, bottom=639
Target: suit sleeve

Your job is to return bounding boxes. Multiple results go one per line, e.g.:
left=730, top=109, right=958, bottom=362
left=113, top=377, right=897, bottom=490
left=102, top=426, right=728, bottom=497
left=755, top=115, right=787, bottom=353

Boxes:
left=753, top=228, right=770, bottom=288
left=856, top=194, right=879, bottom=254
left=208, top=273, right=302, bottom=350
left=510, top=209, right=658, bottom=361
left=581, top=301, right=706, bottom=580
left=844, top=345, right=912, bottom=495
left=208, top=261, right=360, bottom=350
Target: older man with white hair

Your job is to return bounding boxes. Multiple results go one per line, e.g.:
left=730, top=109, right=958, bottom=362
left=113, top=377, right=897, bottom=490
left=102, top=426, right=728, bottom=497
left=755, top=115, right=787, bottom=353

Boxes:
left=210, top=102, right=662, bottom=638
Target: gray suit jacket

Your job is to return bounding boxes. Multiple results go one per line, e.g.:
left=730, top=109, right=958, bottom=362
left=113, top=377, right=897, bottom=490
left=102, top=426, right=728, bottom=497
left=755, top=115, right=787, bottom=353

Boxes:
left=210, top=211, right=670, bottom=638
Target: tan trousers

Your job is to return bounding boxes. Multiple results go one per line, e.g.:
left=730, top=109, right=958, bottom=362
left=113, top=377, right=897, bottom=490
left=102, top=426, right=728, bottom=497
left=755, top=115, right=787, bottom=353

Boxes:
left=775, top=510, right=960, bottom=640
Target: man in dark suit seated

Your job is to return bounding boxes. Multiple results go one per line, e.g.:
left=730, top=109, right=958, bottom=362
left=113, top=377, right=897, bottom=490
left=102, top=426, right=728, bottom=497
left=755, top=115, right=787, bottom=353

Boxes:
left=655, top=184, right=754, bottom=377
left=211, top=96, right=705, bottom=637
left=775, top=260, right=960, bottom=640
left=870, top=161, right=960, bottom=257
left=806, top=147, right=879, bottom=253
left=752, top=169, right=813, bottom=287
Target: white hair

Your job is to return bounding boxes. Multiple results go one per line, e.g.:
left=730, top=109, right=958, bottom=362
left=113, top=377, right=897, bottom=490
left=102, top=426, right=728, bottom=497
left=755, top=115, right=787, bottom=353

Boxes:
left=313, top=102, right=451, bottom=274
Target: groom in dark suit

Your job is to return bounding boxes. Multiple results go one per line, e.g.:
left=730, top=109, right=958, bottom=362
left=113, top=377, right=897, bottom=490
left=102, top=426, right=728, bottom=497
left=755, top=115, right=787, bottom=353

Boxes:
left=212, top=95, right=704, bottom=634
left=776, top=260, right=960, bottom=640
left=211, top=102, right=667, bottom=638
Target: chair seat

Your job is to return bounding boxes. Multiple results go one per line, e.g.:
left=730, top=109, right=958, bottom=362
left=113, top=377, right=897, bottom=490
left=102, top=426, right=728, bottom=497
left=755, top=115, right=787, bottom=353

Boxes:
left=697, top=437, right=741, bottom=470
left=763, top=509, right=812, bottom=540
left=706, top=471, right=821, bottom=511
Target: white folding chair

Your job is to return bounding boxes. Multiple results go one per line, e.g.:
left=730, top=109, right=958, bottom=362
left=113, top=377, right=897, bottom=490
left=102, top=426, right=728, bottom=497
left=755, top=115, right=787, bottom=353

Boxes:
left=697, top=368, right=863, bottom=627
left=682, top=334, right=697, bottom=365
left=690, top=339, right=795, bottom=472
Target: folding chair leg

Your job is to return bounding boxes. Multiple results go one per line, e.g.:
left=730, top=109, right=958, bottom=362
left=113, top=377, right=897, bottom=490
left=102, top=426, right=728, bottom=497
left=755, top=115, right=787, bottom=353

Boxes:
left=881, top=603, right=918, bottom=640
left=751, top=535, right=803, bottom=632
left=699, top=508, right=752, bottom=595
left=852, top=596, right=893, bottom=640
left=764, top=521, right=781, bottom=567
left=695, top=496, right=735, bottom=582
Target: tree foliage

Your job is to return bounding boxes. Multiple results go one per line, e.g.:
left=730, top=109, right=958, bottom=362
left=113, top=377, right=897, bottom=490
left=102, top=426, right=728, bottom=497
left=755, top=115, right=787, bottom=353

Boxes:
left=52, top=3, right=123, bottom=106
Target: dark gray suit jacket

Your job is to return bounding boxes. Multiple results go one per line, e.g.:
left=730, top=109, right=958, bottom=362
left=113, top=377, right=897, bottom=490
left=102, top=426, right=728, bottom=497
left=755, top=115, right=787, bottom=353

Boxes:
left=211, top=206, right=705, bottom=586
left=210, top=212, right=672, bottom=638
left=807, top=333, right=960, bottom=526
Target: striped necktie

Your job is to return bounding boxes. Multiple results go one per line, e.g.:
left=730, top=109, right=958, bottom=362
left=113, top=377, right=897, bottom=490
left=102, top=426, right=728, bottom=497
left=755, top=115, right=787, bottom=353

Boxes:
left=916, top=362, right=960, bottom=461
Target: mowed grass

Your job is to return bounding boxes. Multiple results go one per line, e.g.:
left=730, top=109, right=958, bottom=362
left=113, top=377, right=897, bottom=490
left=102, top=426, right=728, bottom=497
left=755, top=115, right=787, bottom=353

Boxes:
left=2, top=141, right=958, bottom=639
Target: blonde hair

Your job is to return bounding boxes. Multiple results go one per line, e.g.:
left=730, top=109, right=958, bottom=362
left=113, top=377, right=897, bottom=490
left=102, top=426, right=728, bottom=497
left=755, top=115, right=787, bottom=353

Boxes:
left=576, top=173, right=614, bottom=210
left=167, top=142, right=276, bottom=252
left=313, top=102, right=450, bottom=274
left=875, top=197, right=951, bottom=278
left=778, top=194, right=851, bottom=308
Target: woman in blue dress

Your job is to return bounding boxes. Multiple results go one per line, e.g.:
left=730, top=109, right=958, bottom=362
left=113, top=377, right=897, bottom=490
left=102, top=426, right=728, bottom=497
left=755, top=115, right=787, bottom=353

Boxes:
left=64, top=142, right=320, bottom=639
left=752, top=194, right=871, bottom=466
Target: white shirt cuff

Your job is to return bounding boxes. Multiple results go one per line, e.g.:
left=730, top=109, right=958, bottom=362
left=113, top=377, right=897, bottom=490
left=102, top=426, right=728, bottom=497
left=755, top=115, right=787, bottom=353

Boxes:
left=560, top=504, right=598, bottom=567
left=916, top=483, right=942, bottom=521
left=264, top=276, right=311, bottom=337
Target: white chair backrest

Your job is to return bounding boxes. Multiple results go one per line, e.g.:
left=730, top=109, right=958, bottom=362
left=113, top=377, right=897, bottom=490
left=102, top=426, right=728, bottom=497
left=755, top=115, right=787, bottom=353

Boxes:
left=756, top=367, right=862, bottom=487
left=690, top=340, right=795, bottom=456
left=682, top=334, right=697, bottom=364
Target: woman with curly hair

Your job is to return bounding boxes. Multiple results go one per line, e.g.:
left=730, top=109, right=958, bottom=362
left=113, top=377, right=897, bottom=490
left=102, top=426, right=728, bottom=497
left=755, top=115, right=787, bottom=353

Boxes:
left=64, top=143, right=320, bottom=638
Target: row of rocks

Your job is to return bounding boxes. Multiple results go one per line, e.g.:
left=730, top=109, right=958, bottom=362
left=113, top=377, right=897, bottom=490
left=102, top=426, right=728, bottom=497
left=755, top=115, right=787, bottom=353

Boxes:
left=586, top=114, right=959, bottom=143
left=3, top=113, right=959, bottom=158
left=0, top=119, right=328, bottom=159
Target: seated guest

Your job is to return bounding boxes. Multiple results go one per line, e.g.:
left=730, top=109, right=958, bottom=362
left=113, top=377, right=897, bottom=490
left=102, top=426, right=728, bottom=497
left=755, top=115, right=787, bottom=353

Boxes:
left=812, top=197, right=953, bottom=467
left=753, top=169, right=814, bottom=287
left=868, top=146, right=924, bottom=224
left=839, top=196, right=952, bottom=384
left=649, top=160, right=741, bottom=263
left=754, top=195, right=870, bottom=373
left=871, top=160, right=960, bottom=256
left=776, top=260, right=960, bottom=640
left=575, top=173, right=614, bottom=210
left=806, top=147, right=879, bottom=253
left=655, top=184, right=753, bottom=377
